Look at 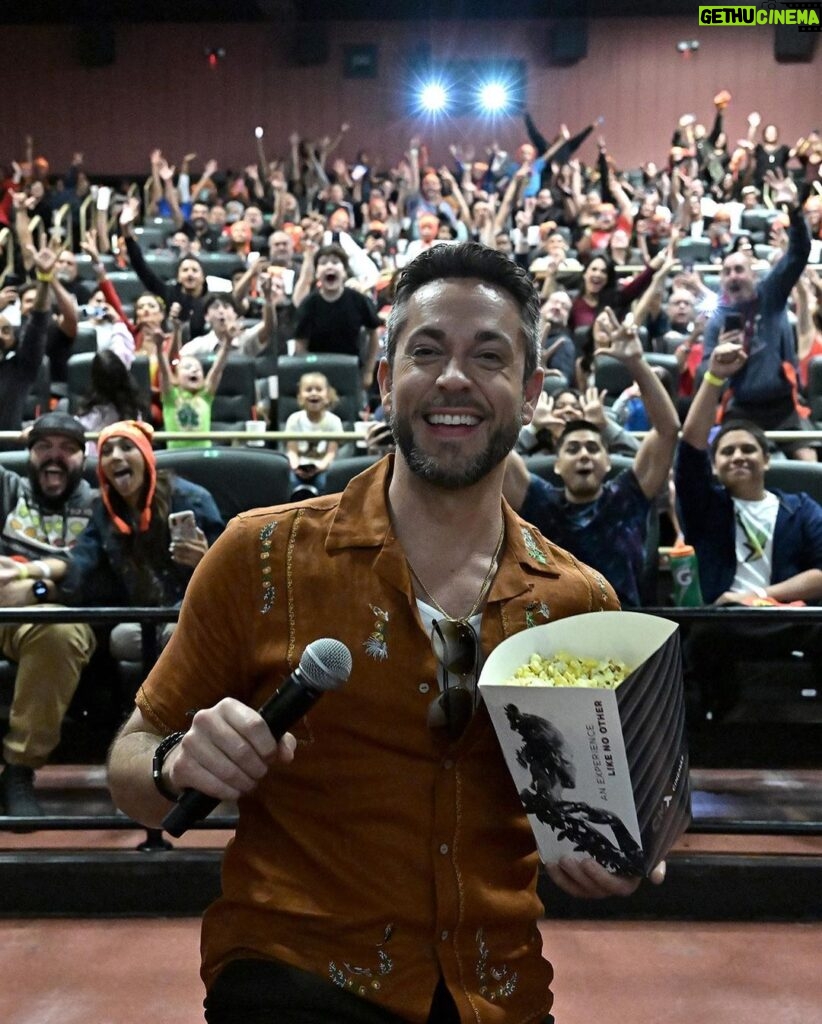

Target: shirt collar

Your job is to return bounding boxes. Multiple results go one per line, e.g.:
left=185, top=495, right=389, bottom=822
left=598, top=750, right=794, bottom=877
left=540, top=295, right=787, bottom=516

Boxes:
left=326, top=454, right=562, bottom=601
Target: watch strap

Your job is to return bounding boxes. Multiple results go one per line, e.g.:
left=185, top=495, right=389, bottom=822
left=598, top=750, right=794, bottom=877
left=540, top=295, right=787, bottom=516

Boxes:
left=152, top=731, right=186, bottom=802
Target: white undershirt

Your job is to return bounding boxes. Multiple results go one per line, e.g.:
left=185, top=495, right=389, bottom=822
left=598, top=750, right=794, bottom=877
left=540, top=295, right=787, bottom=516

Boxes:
left=730, top=492, right=779, bottom=593
left=416, top=599, right=483, bottom=693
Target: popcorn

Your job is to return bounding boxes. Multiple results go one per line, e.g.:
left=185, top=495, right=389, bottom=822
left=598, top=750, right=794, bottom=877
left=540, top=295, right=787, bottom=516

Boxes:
left=504, top=651, right=629, bottom=690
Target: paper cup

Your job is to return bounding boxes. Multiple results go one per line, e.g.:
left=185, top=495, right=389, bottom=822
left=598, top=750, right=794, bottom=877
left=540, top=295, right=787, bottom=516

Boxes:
left=479, top=611, right=691, bottom=876
left=245, top=420, right=266, bottom=447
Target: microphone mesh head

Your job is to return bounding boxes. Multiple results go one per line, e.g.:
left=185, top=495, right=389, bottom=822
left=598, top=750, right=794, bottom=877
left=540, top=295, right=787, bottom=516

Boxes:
left=300, top=638, right=353, bottom=692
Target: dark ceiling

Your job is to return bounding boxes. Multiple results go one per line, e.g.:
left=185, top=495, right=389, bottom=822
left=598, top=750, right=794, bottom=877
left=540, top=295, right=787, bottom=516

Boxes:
left=0, top=1, right=699, bottom=25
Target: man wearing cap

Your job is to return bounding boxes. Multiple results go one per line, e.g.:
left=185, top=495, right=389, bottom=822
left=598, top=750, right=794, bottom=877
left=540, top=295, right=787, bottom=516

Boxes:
left=0, top=412, right=97, bottom=818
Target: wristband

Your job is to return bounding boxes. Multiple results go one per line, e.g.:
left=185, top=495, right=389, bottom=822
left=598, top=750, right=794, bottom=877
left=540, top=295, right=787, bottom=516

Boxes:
left=703, top=370, right=725, bottom=388
left=32, top=559, right=52, bottom=580
left=17, top=563, right=30, bottom=580
left=152, top=731, right=186, bottom=802
left=35, top=270, right=54, bottom=283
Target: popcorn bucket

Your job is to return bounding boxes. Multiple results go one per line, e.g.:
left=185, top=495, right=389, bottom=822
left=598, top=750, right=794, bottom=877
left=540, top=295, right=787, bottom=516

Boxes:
left=479, top=611, right=691, bottom=876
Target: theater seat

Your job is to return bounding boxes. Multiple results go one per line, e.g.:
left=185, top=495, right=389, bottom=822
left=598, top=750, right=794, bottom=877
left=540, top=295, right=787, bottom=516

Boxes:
left=276, top=354, right=362, bottom=427
left=764, top=461, right=822, bottom=505
left=155, top=446, right=292, bottom=520
left=324, top=454, right=381, bottom=494
left=196, top=354, right=258, bottom=434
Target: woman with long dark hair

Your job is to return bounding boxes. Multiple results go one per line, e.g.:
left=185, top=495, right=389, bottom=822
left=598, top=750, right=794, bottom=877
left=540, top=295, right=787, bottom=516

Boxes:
left=76, top=350, right=149, bottom=455
left=568, top=254, right=654, bottom=331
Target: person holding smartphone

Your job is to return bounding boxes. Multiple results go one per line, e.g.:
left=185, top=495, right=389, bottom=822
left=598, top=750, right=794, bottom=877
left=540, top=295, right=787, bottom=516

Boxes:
left=698, top=172, right=814, bottom=459
left=61, top=420, right=224, bottom=662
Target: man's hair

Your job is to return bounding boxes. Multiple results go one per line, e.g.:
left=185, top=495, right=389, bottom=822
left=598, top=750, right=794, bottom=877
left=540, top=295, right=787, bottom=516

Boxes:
left=710, top=418, right=769, bottom=459
left=384, top=241, right=540, bottom=381
left=557, top=419, right=605, bottom=449
left=204, top=293, right=239, bottom=315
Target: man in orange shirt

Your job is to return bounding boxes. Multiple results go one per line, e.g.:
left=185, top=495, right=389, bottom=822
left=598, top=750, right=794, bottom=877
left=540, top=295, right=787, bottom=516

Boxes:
left=108, top=243, right=661, bottom=1023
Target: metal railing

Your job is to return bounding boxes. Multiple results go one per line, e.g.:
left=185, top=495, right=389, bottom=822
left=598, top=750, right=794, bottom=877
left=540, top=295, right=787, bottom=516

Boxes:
left=0, top=604, right=820, bottom=844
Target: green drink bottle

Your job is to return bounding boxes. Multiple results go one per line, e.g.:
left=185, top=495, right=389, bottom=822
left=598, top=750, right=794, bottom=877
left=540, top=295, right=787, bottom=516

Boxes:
left=669, top=542, right=704, bottom=607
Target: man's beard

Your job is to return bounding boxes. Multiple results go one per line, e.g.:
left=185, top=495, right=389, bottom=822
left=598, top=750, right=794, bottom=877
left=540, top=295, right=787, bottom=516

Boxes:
left=390, top=410, right=522, bottom=490
left=28, top=460, right=83, bottom=510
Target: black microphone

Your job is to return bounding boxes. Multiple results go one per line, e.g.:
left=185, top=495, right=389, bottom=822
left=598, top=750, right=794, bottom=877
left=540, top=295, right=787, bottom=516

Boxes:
left=162, top=637, right=352, bottom=837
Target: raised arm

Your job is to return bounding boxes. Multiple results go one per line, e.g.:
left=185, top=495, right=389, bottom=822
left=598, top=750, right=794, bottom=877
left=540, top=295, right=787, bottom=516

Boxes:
left=761, top=171, right=811, bottom=302
left=682, top=336, right=747, bottom=449
left=597, top=309, right=680, bottom=498
left=204, top=337, right=232, bottom=396
left=156, top=326, right=176, bottom=398
left=236, top=274, right=278, bottom=357
left=438, top=165, right=472, bottom=229
left=632, top=233, right=680, bottom=328
left=794, top=270, right=817, bottom=363
left=120, top=198, right=168, bottom=298
left=493, top=165, right=527, bottom=233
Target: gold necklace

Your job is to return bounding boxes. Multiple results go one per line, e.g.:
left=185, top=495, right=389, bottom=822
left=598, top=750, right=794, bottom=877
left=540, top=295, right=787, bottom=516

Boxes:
left=406, top=519, right=505, bottom=622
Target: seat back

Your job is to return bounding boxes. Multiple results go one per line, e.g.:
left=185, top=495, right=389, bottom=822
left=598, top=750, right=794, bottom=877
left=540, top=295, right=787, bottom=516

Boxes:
left=276, top=354, right=362, bottom=426
left=24, top=356, right=51, bottom=421
left=764, top=461, right=822, bottom=505
left=644, top=352, right=679, bottom=399
left=807, top=356, right=822, bottom=422
left=143, top=252, right=177, bottom=281
left=67, top=352, right=152, bottom=415
left=199, top=354, right=257, bottom=430
left=594, top=354, right=633, bottom=404
left=677, top=238, right=712, bottom=264
left=105, top=271, right=146, bottom=305
left=197, top=253, right=246, bottom=280
left=155, top=447, right=292, bottom=520
left=134, top=225, right=172, bottom=251
left=324, top=454, right=381, bottom=494
left=740, top=207, right=776, bottom=236
left=72, top=325, right=99, bottom=355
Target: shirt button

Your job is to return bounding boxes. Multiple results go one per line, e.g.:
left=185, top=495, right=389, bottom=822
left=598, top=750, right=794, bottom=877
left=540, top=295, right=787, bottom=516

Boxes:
left=441, top=930, right=449, bottom=941
left=439, top=843, right=449, bottom=855
left=418, top=682, right=430, bottom=694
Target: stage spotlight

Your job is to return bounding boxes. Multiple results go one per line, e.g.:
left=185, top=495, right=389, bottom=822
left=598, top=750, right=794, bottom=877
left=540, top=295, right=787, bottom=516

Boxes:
left=478, top=81, right=510, bottom=114
left=419, top=81, right=449, bottom=113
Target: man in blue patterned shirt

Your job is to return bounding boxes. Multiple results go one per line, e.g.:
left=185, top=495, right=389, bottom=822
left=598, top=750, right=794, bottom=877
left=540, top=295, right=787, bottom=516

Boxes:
left=504, top=311, right=680, bottom=606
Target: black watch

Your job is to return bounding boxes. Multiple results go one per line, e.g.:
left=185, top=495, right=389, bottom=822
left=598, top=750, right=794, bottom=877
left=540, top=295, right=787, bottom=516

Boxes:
left=32, top=580, right=50, bottom=603
left=152, top=731, right=186, bottom=802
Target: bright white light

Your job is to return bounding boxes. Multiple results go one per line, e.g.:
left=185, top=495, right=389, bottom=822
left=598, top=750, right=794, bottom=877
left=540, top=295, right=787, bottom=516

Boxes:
left=479, top=81, right=509, bottom=113
left=419, top=82, right=448, bottom=113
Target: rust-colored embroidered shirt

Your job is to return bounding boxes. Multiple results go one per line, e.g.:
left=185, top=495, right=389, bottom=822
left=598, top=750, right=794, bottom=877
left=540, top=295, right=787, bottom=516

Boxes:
left=137, top=456, right=618, bottom=1023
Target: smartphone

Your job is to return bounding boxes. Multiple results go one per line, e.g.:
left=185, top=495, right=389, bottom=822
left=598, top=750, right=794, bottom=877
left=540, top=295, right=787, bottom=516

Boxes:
left=724, top=312, right=744, bottom=333
left=168, top=511, right=197, bottom=543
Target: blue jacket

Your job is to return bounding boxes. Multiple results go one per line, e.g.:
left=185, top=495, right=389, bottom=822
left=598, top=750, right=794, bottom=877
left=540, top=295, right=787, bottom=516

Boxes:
left=674, top=439, right=822, bottom=603
left=700, top=209, right=810, bottom=407
left=61, top=475, right=224, bottom=607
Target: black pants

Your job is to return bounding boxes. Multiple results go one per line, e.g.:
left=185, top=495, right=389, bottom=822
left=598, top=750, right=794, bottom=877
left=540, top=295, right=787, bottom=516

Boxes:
left=203, top=958, right=461, bottom=1024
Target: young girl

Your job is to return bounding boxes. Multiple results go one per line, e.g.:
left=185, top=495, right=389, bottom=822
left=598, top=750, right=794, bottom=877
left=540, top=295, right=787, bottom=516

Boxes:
left=157, top=320, right=231, bottom=450
left=285, top=372, right=343, bottom=498
left=77, top=349, right=149, bottom=456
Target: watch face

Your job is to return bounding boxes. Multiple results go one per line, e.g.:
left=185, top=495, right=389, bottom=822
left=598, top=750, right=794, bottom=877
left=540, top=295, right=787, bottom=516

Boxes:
left=32, top=581, right=49, bottom=602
